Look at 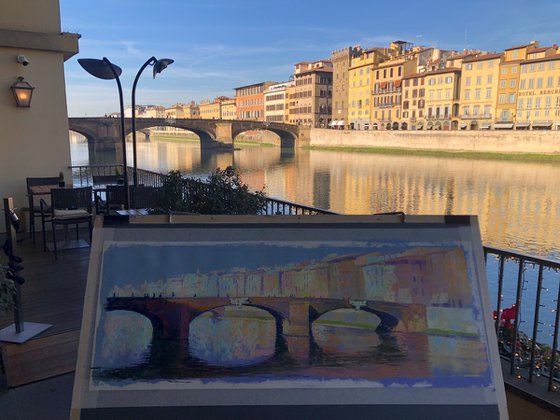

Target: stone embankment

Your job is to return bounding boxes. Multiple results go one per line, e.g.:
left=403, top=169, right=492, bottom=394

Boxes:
left=302, top=128, right=560, bottom=155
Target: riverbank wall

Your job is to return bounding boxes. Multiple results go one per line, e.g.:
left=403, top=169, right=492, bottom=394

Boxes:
left=304, top=128, right=560, bottom=155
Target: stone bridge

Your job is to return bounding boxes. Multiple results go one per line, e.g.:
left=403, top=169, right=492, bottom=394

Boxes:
left=68, top=117, right=300, bottom=159
left=104, top=296, right=414, bottom=362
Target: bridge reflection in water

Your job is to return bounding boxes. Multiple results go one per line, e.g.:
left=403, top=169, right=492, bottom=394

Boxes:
left=92, top=297, right=487, bottom=386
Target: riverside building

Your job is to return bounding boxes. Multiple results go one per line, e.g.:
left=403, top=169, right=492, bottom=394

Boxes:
left=331, top=46, right=362, bottom=129
left=289, top=60, right=333, bottom=127
left=220, top=98, right=236, bottom=120
left=495, top=42, right=539, bottom=128
left=401, top=73, right=426, bottom=130
left=459, top=53, right=503, bottom=129
left=235, top=81, right=277, bottom=121
left=347, top=48, right=386, bottom=130
left=517, top=45, right=560, bottom=130
left=264, top=81, right=294, bottom=123
left=424, top=67, right=462, bottom=130
left=371, top=41, right=417, bottom=130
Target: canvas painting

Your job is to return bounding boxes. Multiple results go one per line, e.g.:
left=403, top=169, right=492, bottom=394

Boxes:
left=90, top=239, right=491, bottom=390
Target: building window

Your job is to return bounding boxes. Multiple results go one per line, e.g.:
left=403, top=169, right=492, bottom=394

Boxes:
left=537, top=78, right=543, bottom=88
left=520, top=79, right=526, bottom=89
left=528, top=79, right=534, bottom=89
left=464, top=89, right=470, bottom=100
left=499, top=94, right=506, bottom=104
left=547, top=76, right=554, bottom=87
left=511, top=67, right=518, bottom=74
left=465, top=77, right=471, bottom=86
left=507, top=93, right=516, bottom=103
left=475, top=89, right=481, bottom=100
left=476, top=76, right=482, bottom=85
left=510, top=79, right=516, bottom=88
left=466, top=63, right=472, bottom=70
left=487, top=75, right=493, bottom=84
left=518, top=98, right=524, bottom=109
left=501, top=68, right=507, bottom=75
left=486, top=88, right=492, bottom=99
left=500, top=80, right=507, bottom=89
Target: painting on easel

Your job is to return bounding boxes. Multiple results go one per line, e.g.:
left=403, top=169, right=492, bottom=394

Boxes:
left=72, top=216, right=507, bottom=420
left=92, top=241, right=488, bottom=388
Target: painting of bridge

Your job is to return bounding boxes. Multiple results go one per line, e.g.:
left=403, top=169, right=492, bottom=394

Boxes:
left=91, top=240, right=491, bottom=389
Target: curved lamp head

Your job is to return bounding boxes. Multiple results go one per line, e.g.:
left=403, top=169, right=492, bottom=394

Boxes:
left=153, top=58, right=174, bottom=79
left=78, top=58, right=122, bottom=80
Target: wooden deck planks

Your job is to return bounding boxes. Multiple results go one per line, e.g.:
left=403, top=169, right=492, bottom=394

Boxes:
left=0, top=230, right=90, bottom=387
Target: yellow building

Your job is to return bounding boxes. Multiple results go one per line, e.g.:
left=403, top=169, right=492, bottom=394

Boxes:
left=347, top=48, right=385, bottom=129
left=401, top=73, right=426, bottom=130
left=220, top=98, right=236, bottom=120
left=517, top=46, right=560, bottom=130
left=199, top=99, right=221, bottom=119
left=424, top=68, right=461, bottom=130
left=495, top=42, right=539, bottom=127
left=182, top=101, right=200, bottom=119
left=459, top=53, right=502, bottom=129
left=371, top=58, right=416, bottom=129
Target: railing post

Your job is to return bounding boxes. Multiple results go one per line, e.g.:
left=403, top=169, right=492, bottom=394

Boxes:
left=528, top=265, right=544, bottom=382
left=495, top=255, right=505, bottom=334
left=548, top=277, right=560, bottom=391
left=510, top=258, right=525, bottom=375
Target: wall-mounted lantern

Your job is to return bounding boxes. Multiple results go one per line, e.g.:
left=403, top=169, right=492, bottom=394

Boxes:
left=11, top=77, right=34, bottom=107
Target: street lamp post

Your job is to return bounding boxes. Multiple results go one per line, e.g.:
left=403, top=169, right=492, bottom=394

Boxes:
left=131, top=57, right=174, bottom=187
left=78, top=57, right=130, bottom=209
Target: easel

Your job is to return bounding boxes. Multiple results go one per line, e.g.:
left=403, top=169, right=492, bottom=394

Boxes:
left=0, top=197, right=51, bottom=343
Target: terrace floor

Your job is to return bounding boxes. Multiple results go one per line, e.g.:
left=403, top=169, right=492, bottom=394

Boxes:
left=0, top=229, right=559, bottom=419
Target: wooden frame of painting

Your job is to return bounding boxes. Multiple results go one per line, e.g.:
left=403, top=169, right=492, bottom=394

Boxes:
left=71, top=214, right=507, bottom=420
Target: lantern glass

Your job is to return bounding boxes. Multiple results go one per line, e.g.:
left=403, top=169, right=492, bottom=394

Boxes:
left=11, top=77, right=34, bottom=107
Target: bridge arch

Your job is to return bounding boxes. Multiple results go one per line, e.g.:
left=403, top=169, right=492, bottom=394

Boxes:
left=105, top=306, right=164, bottom=339
left=192, top=303, right=287, bottom=356
left=232, top=127, right=296, bottom=149
left=131, top=120, right=226, bottom=149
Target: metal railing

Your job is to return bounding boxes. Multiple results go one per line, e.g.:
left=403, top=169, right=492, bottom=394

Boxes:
left=69, top=164, right=560, bottom=397
left=484, top=246, right=560, bottom=392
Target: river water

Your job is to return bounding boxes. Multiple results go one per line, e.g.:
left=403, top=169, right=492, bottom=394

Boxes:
left=71, top=136, right=560, bottom=345
left=72, top=137, right=560, bottom=260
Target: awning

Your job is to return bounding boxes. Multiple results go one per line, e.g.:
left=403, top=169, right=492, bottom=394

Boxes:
left=380, top=81, right=388, bottom=89
left=460, top=122, right=467, bottom=128
left=493, top=123, right=514, bottom=129
left=532, top=121, right=552, bottom=127
left=394, top=80, right=402, bottom=88
left=416, top=123, right=423, bottom=129
left=554, top=121, right=560, bottom=126
left=328, top=120, right=336, bottom=127
left=515, top=121, right=530, bottom=128
left=336, top=120, right=345, bottom=126
left=480, top=122, right=492, bottom=129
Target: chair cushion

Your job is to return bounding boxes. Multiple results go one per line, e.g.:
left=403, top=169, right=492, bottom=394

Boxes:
left=53, top=209, right=90, bottom=219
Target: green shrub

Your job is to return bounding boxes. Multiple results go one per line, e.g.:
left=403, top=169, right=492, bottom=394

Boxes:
left=153, top=166, right=267, bottom=215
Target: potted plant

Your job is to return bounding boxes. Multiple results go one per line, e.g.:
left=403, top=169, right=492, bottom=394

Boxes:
left=58, top=171, right=65, bottom=187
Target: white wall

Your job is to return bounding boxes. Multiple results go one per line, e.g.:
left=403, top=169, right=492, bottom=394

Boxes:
left=0, top=0, right=78, bottom=231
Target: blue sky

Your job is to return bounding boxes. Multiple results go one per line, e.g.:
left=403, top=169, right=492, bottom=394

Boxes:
left=61, top=0, right=560, bottom=117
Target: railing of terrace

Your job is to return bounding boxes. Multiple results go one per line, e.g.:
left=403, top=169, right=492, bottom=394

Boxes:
left=484, top=246, right=560, bottom=393
left=70, top=165, right=560, bottom=397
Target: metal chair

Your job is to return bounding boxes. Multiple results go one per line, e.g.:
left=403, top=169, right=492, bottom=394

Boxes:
left=42, top=186, right=93, bottom=260
left=26, top=176, right=60, bottom=244
left=94, top=185, right=126, bottom=214
left=130, top=186, right=161, bottom=210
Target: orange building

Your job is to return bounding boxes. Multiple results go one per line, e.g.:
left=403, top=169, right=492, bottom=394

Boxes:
left=234, top=81, right=277, bottom=121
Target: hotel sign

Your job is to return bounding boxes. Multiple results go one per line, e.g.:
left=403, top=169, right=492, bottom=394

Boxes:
left=519, top=88, right=560, bottom=96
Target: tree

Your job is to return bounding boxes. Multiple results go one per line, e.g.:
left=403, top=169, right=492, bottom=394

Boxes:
left=153, top=166, right=267, bottom=215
